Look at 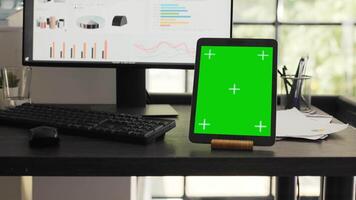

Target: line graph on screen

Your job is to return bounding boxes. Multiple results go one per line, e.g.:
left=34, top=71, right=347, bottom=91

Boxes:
left=133, top=41, right=195, bottom=60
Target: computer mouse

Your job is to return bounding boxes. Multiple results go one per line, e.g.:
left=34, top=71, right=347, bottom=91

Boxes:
left=29, top=126, right=60, bottom=147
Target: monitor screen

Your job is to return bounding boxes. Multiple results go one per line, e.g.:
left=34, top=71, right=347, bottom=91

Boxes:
left=23, top=0, right=232, bottom=68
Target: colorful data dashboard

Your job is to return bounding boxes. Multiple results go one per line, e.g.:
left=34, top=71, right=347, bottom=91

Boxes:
left=30, top=0, right=232, bottom=64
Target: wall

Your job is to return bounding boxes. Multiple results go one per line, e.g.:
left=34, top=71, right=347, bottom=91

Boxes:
left=33, top=177, right=133, bottom=200
left=31, top=67, right=116, bottom=104
left=0, top=27, right=116, bottom=104
left=0, top=27, right=133, bottom=200
left=0, top=176, right=22, bottom=200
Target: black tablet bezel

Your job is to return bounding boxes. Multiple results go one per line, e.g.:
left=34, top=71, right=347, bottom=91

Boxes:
left=189, top=38, right=277, bottom=146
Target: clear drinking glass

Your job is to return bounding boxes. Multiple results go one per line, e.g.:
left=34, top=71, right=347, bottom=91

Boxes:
left=280, top=75, right=312, bottom=112
left=1, top=66, right=32, bottom=107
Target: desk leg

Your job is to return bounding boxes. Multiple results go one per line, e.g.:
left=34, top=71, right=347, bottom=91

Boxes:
left=276, top=176, right=296, bottom=200
left=324, top=176, right=354, bottom=200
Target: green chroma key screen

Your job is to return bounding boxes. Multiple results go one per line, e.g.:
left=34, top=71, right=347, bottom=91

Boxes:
left=194, top=46, right=273, bottom=137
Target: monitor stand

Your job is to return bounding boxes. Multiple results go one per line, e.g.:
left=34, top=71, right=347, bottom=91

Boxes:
left=115, top=68, right=178, bottom=117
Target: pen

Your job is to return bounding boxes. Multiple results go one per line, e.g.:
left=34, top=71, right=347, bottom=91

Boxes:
left=287, top=58, right=303, bottom=109
left=282, top=66, right=292, bottom=87
left=278, top=69, right=289, bottom=96
left=294, top=57, right=306, bottom=108
left=298, top=56, right=309, bottom=109
left=282, top=65, right=287, bottom=76
left=277, top=69, right=284, bottom=77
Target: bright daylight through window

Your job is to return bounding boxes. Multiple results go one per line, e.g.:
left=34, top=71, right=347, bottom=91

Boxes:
left=151, top=0, right=356, bottom=199
left=148, top=0, right=356, bottom=97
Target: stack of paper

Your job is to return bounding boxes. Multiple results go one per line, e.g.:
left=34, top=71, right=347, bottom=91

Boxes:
left=276, top=108, right=348, bottom=140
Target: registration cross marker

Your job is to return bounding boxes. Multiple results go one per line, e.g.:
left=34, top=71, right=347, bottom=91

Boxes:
left=199, top=119, right=211, bottom=130
left=254, top=121, right=267, bottom=133
left=257, top=50, right=269, bottom=61
left=228, top=83, right=240, bottom=95
left=204, top=49, right=216, bottom=60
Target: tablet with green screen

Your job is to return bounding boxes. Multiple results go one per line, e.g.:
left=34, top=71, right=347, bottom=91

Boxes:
left=189, top=38, right=277, bottom=146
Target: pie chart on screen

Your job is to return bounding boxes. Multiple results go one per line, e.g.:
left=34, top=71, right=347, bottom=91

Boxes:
left=77, top=16, right=105, bottom=29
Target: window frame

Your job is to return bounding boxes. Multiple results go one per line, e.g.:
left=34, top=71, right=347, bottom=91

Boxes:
left=151, top=0, right=356, bottom=95
left=152, top=1, right=355, bottom=199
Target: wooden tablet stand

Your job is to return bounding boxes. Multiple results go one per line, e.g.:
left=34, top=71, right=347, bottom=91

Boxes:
left=211, top=139, right=254, bottom=151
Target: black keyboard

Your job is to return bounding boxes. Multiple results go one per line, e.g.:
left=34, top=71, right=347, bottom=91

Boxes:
left=0, top=104, right=176, bottom=144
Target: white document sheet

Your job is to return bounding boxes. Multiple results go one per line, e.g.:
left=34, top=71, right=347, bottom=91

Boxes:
left=276, top=108, right=349, bottom=140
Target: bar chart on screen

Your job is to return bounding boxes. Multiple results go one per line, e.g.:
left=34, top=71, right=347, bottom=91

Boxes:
left=151, top=0, right=222, bottom=32
left=49, top=40, right=108, bottom=60
left=32, top=0, right=231, bottom=64
left=159, top=3, right=191, bottom=27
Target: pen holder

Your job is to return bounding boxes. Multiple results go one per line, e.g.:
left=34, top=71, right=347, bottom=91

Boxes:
left=1, top=66, right=32, bottom=108
left=280, top=75, right=312, bottom=112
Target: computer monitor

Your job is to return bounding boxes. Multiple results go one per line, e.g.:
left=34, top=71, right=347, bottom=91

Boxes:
left=22, top=0, right=232, bottom=115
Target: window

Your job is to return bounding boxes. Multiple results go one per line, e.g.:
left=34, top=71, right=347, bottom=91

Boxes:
left=0, top=0, right=23, bottom=20
left=151, top=0, right=356, bottom=199
left=152, top=176, right=321, bottom=199
left=147, top=0, right=356, bottom=97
